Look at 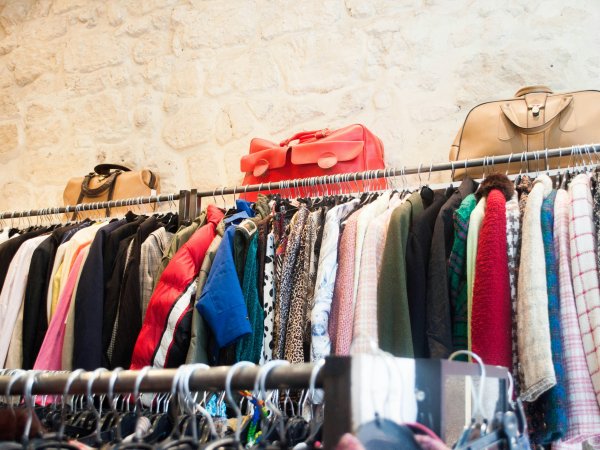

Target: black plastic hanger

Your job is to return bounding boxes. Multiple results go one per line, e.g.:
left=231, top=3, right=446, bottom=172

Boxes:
left=356, top=414, right=421, bottom=450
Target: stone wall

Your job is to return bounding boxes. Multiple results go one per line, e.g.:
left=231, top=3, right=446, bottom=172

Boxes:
left=0, top=0, right=599, bottom=212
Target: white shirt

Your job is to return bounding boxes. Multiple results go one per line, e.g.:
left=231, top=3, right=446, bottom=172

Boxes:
left=0, top=234, right=48, bottom=368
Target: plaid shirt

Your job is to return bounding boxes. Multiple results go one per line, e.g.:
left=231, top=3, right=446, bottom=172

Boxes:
left=568, top=174, right=600, bottom=406
left=448, top=193, right=477, bottom=353
left=353, top=194, right=401, bottom=353
left=553, top=188, right=600, bottom=447
left=140, top=227, right=174, bottom=319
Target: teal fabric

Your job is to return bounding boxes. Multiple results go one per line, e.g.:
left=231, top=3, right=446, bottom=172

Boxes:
left=236, top=234, right=264, bottom=363
left=532, top=190, right=568, bottom=444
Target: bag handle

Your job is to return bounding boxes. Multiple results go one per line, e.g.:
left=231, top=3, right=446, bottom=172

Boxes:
left=81, top=172, right=121, bottom=197
left=514, top=85, right=553, bottom=97
left=94, top=164, right=131, bottom=175
left=500, top=95, right=573, bottom=135
left=279, top=128, right=330, bottom=147
left=71, top=171, right=121, bottom=220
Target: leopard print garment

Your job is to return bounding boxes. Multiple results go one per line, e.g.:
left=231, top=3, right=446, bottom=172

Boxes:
left=259, top=232, right=275, bottom=364
left=284, top=209, right=323, bottom=363
left=273, top=207, right=309, bottom=360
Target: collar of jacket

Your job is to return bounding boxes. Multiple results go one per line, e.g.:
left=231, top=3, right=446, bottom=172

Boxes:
left=254, top=194, right=270, bottom=219
left=206, top=204, right=226, bottom=226
left=457, top=177, right=478, bottom=200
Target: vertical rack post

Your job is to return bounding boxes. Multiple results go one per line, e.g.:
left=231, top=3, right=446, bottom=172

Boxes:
left=178, top=189, right=190, bottom=227
left=189, top=189, right=198, bottom=221
left=323, top=356, right=352, bottom=447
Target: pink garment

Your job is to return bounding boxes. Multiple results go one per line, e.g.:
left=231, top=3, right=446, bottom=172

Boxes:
left=353, top=196, right=400, bottom=352
left=335, top=433, right=365, bottom=450
left=330, top=209, right=361, bottom=355
left=34, top=250, right=87, bottom=371
left=553, top=188, right=600, bottom=449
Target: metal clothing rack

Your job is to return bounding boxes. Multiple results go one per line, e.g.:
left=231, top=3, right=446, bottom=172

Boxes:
left=0, top=357, right=510, bottom=447
left=1, top=144, right=598, bottom=221
left=0, top=359, right=348, bottom=447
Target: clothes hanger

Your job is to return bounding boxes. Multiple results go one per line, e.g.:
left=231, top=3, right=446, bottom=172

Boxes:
left=249, top=360, right=291, bottom=449
left=355, top=350, right=421, bottom=450
left=101, top=367, right=125, bottom=444
left=179, top=364, right=218, bottom=445
left=157, top=364, right=208, bottom=450
left=112, top=367, right=155, bottom=450
left=0, top=370, right=24, bottom=450
left=166, top=365, right=203, bottom=449
left=0, top=369, right=27, bottom=448
left=69, top=368, right=108, bottom=446
left=291, top=359, right=325, bottom=450
left=204, top=362, right=257, bottom=450
left=448, top=350, right=488, bottom=448
left=32, top=370, right=85, bottom=450
left=454, top=359, right=529, bottom=450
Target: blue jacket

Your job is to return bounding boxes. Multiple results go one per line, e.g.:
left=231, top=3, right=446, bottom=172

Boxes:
left=197, top=223, right=252, bottom=350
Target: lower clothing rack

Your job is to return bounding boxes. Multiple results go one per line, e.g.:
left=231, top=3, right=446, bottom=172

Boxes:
left=0, top=357, right=510, bottom=447
left=0, top=359, right=347, bottom=447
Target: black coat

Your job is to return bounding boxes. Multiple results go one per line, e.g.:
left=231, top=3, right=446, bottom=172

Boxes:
left=22, top=225, right=77, bottom=369
left=72, top=219, right=125, bottom=370
left=405, top=191, right=448, bottom=358
left=111, top=217, right=161, bottom=369
left=426, top=178, right=477, bottom=358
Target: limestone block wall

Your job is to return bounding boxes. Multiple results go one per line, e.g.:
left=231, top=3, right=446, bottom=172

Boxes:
left=0, top=0, right=599, bottom=212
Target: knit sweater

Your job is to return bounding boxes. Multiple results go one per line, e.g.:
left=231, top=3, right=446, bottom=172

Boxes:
left=517, top=174, right=556, bottom=402
left=471, top=189, right=511, bottom=369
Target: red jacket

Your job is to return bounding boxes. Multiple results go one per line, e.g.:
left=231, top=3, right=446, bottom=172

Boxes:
left=471, top=189, right=512, bottom=369
left=130, top=205, right=224, bottom=369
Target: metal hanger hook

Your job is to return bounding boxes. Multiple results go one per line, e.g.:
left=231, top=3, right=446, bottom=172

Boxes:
left=21, top=371, right=38, bottom=447
left=225, top=361, right=256, bottom=443
left=309, top=358, right=325, bottom=405
left=448, top=350, right=487, bottom=419
left=59, top=369, right=85, bottom=440
left=506, top=153, right=513, bottom=176
left=182, top=364, right=218, bottom=440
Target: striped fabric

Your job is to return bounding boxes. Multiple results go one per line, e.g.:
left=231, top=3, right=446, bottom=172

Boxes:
left=353, top=194, right=401, bottom=353
left=568, top=173, right=600, bottom=405
left=553, top=188, right=600, bottom=449
left=352, top=192, right=391, bottom=308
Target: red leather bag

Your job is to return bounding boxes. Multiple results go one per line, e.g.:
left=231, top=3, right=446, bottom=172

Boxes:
left=240, top=124, right=386, bottom=200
